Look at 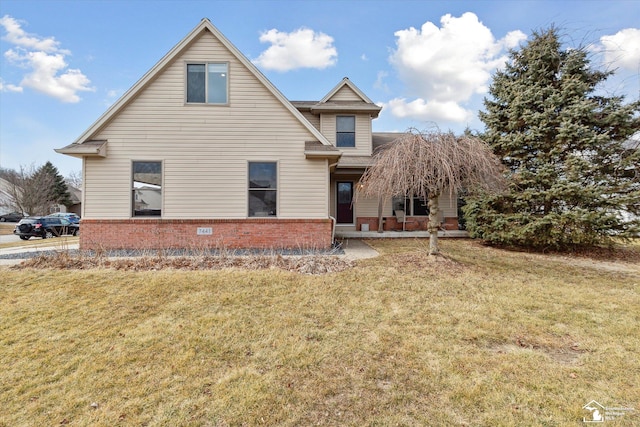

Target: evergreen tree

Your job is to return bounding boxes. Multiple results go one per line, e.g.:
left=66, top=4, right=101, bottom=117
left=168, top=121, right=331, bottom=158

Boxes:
left=38, top=161, right=73, bottom=208
left=465, top=27, right=640, bottom=249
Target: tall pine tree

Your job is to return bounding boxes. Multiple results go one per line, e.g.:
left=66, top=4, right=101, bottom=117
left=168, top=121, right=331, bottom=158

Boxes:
left=465, top=27, right=640, bottom=249
left=38, top=161, right=73, bottom=208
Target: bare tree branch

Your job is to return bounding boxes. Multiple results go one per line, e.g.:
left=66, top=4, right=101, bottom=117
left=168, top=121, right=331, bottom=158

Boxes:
left=358, top=129, right=505, bottom=254
left=66, top=170, right=83, bottom=189
left=0, top=165, right=57, bottom=216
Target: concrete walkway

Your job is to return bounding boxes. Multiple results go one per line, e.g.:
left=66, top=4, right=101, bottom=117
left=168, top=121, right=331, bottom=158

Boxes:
left=338, top=238, right=379, bottom=260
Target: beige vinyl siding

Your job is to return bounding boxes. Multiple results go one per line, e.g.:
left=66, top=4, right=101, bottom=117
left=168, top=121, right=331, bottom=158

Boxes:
left=330, top=85, right=363, bottom=102
left=299, top=111, right=320, bottom=130
left=83, top=31, right=327, bottom=220
left=438, top=192, right=458, bottom=219
left=355, top=193, right=392, bottom=217
left=320, top=113, right=372, bottom=156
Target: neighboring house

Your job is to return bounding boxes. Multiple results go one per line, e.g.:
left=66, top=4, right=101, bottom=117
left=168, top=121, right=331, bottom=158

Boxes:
left=0, top=178, right=15, bottom=215
left=49, top=185, right=82, bottom=216
left=66, top=185, right=82, bottom=216
left=56, top=18, right=459, bottom=250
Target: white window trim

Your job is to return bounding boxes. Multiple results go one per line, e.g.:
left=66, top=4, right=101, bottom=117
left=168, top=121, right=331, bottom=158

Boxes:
left=184, top=61, right=230, bottom=106
left=247, top=160, right=279, bottom=218
left=336, top=115, right=356, bottom=148
left=131, top=160, right=163, bottom=218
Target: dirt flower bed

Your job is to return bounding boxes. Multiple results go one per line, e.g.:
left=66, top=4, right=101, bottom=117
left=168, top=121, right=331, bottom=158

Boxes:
left=14, top=251, right=354, bottom=275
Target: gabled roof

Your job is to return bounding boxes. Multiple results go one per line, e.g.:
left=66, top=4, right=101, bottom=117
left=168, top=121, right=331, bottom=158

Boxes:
left=67, top=185, right=82, bottom=205
left=320, top=77, right=376, bottom=104
left=292, top=77, right=382, bottom=118
left=57, top=18, right=332, bottom=154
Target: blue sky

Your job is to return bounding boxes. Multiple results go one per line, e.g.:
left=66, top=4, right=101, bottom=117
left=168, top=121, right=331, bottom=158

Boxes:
left=1, top=0, right=639, bottom=177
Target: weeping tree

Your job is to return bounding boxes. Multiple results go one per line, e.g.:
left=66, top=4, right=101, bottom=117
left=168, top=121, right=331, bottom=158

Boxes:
left=358, top=129, right=505, bottom=255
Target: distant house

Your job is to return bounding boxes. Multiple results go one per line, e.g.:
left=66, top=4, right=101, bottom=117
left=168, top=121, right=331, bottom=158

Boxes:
left=49, top=185, right=82, bottom=216
left=56, top=18, right=460, bottom=250
left=0, top=178, right=15, bottom=215
left=66, top=185, right=82, bottom=216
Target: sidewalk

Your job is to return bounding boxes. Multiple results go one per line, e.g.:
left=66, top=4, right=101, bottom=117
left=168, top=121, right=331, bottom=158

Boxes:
left=0, top=239, right=378, bottom=267
left=0, top=241, right=80, bottom=266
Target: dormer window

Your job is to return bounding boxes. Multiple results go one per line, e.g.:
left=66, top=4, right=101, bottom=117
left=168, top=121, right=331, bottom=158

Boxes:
left=186, top=63, right=228, bottom=104
left=336, top=116, right=355, bottom=147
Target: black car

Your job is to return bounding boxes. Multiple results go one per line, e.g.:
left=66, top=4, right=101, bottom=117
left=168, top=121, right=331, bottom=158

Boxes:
left=13, top=217, right=80, bottom=240
left=0, top=211, right=24, bottom=222
left=46, top=212, right=81, bottom=224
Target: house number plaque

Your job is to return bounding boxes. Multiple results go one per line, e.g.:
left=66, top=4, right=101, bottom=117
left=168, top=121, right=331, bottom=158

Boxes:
left=197, top=227, right=213, bottom=235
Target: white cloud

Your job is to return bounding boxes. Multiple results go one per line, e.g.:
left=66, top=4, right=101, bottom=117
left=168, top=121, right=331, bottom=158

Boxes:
left=388, top=12, right=526, bottom=124
left=374, top=70, right=389, bottom=93
left=0, top=15, right=61, bottom=53
left=0, top=78, right=23, bottom=93
left=383, top=97, right=474, bottom=123
left=600, top=28, right=640, bottom=70
left=253, top=27, right=337, bottom=71
left=0, top=15, right=93, bottom=102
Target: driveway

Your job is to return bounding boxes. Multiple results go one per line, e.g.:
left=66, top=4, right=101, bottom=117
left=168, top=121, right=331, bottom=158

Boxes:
left=0, top=234, right=22, bottom=244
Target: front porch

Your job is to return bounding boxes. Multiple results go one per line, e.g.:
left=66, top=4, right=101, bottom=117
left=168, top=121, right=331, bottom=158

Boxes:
left=335, top=229, right=469, bottom=239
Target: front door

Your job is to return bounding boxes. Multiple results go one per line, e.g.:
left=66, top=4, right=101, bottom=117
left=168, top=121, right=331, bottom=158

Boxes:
left=336, top=181, right=354, bottom=224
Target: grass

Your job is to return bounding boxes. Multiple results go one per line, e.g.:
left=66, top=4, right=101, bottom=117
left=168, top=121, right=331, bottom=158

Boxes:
left=0, top=222, right=16, bottom=235
left=1, top=239, right=638, bottom=426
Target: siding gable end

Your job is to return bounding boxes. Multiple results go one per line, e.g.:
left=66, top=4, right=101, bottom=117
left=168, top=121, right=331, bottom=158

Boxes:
left=65, top=18, right=330, bottom=148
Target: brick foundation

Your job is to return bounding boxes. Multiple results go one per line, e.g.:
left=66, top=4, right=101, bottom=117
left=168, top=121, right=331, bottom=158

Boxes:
left=79, top=219, right=333, bottom=250
left=356, top=216, right=459, bottom=232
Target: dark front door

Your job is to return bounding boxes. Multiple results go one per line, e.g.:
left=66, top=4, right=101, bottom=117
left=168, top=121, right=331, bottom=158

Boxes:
left=336, top=181, right=354, bottom=224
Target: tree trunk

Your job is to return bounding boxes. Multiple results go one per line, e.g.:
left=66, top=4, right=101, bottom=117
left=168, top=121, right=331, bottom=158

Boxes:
left=377, top=198, right=384, bottom=233
left=428, top=194, right=440, bottom=255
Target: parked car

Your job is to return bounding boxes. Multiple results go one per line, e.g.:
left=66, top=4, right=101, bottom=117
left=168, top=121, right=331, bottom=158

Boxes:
left=46, top=212, right=81, bottom=224
left=0, top=212, right=25, bottom=222
left=13, top=217, right=80, bottom=240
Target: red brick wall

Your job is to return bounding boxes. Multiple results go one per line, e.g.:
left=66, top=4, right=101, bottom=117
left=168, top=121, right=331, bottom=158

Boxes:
left=79, top=219, right=333, bottom=250
left=442, top=217, right=459, bottom=230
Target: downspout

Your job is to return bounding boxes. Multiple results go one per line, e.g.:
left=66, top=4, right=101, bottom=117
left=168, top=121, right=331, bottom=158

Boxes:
left=328, top=160, right=339, bottom=245
left=330, top=216, right=336, bottom=245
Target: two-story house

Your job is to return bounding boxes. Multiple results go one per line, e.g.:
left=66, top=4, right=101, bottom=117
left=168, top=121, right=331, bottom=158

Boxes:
left=56, top=18, right=459, bottom=250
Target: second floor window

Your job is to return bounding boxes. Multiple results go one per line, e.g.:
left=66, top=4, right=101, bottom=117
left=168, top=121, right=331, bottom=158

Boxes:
left=336, top=116, right=355, bottom=147
left=186, top=63, right=228, bottom=104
